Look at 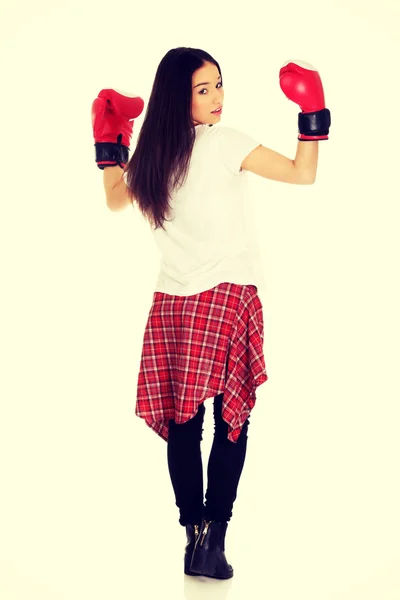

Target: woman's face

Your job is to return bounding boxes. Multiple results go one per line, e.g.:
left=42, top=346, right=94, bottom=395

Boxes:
left=191, top=62, right=224, bottom=126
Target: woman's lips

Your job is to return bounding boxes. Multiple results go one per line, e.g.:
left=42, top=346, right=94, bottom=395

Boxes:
left=211, top=107, right=222, bottom=114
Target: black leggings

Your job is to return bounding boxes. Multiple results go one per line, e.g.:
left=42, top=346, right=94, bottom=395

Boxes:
left=167, top=393, right=250, bottom=526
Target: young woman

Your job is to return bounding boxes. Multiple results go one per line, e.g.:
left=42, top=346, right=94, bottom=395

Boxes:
left=91, top=47, right=331, bottom=580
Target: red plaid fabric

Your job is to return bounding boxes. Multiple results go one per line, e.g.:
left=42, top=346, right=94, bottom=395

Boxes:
left=135, top=282, right=268, bottom=443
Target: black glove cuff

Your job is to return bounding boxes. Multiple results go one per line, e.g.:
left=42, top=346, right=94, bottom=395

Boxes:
left=298, top=108, right=331, bottom=137
left=95, top=142, right=129, bottom=170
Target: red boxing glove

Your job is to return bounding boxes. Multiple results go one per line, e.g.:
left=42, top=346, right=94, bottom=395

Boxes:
left=279, top=60, right=331, bottom=141
left=91, top=89, right=145, bottom=170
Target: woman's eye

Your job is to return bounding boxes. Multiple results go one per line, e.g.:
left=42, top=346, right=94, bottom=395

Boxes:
left=200, top=82, right=223, bottom=94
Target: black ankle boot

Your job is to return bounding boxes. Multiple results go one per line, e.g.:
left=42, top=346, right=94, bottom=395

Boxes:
left=184, top=524, right=201, bottom=576
left=189, top=519, right=234, bottom=579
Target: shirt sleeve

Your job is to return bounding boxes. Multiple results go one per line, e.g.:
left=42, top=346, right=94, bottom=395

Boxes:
left=215, top=125, right=261, bottom=175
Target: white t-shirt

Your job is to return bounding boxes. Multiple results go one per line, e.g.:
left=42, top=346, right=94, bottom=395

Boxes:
left=125, top=123, right=266, bottom=297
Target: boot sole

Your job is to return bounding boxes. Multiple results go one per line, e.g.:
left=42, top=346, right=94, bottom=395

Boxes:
left=184, top=568, right=203, bottom=576
left=185, top=566, right=234, bottom=579
left=189, top=567, right=234, bottom=579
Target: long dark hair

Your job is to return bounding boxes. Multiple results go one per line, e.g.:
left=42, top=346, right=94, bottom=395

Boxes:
left=124, top=47, right=222, bottom=231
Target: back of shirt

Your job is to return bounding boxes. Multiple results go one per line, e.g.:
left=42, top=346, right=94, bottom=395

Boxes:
left=130, top=123, right=266, bottom=297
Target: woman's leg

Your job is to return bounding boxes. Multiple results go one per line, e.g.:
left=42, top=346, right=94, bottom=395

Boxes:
left=204, top=394, right=250, bottom=522
left=167, top=402, right=205, bottom=526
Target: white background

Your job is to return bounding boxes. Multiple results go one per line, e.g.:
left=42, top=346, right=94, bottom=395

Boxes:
left=1, top=0, right=399, bottom=599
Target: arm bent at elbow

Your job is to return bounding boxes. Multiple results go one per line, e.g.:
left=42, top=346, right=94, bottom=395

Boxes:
left=241, top=141, right=318, bottom=185
left=103, top=166, right=134, bottom=211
